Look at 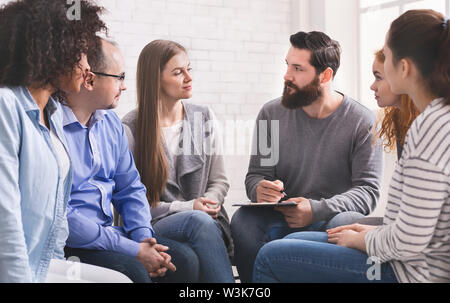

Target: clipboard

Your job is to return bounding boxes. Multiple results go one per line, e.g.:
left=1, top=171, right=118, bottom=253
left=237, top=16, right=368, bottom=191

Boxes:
left=232, top=201, right=297, bottom=207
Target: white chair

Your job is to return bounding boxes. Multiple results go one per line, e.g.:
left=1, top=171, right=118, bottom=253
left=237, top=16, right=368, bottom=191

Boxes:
left=45, top=258, right=132, bottom=283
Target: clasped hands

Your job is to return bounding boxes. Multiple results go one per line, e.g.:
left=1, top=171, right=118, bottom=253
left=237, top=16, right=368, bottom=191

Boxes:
left=193, top=197, right=221, bottom=219
left=137, top=238, right=176, bottom=278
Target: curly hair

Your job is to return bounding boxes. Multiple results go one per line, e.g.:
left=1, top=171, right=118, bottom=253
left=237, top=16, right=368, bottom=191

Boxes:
left=0, top=0, right=107, bottom=91
left=373, top=50, right=420, bottom=152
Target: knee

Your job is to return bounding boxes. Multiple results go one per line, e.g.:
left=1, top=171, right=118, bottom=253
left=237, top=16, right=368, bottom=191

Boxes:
left=257, top=240, right=278, bottom=259
left=188, top=210, right=221, bottom=234
left=189, top=210, right=216, bottom=225
left=327, top=211, right=366, bottom=229
left=254, top=240, right=280, bottom=269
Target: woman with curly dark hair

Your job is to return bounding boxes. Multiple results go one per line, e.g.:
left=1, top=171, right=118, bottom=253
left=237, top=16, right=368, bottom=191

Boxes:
left=0, top=0, right=106, bottom=282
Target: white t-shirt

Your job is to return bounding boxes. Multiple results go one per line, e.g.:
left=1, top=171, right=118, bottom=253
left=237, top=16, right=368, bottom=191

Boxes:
left=162, top=120, right=184, bottom=201
left=50, top=129, right=70, bottom=181
left=162, top=120, right=183, bottom=156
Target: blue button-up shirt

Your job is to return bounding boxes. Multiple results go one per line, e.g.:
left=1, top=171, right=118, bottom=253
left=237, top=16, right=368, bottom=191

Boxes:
left=0, top=86, right=72, bottom=283
left=62, top=105, right=153, bottom=257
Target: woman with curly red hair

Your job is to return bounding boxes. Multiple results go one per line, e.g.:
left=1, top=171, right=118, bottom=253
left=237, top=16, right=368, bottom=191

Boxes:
left=0, top=0, right=106, bottom=282
left=370, top=50, right=420, bottom=159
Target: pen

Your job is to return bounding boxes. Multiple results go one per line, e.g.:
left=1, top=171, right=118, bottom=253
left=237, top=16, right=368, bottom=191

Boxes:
left=263, top=177, right=287, bottom=202
left=278, top=190, right=287, bottom=203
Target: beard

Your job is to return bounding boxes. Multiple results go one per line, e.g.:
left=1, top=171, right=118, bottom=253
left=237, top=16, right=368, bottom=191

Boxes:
left=281, top=76, right=322, bottom=109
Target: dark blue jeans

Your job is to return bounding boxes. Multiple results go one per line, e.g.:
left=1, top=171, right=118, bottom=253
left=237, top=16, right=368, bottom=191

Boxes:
left=154, top=211, right=235, bottom=283
left=253, top=232, right=398, bottom=283
left=64, top=246, right=152, bottom=283
left=65, top=211, right=235, bottom=283
left=230, top=207, right=365, bottom=283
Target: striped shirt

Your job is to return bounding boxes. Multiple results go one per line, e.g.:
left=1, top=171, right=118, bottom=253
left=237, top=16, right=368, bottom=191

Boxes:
left=366, top=98, right=450, bottom=283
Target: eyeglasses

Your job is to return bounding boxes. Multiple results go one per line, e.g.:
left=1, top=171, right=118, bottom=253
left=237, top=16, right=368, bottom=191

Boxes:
left=92, top=71, right=126, bottom=82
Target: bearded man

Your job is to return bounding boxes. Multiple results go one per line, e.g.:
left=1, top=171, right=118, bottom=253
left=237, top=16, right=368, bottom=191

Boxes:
left=230, top=31, right=384, bottom=283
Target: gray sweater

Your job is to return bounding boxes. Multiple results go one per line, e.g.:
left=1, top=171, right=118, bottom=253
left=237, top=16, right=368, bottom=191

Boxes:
left=246, top=94, right=384, bottom=223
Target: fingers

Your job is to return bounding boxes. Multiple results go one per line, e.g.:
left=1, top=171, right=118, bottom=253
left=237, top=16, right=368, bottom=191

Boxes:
left=259, top=193, right=281, bottom=203
left=201, top=198, right=218, bottom=206
left=326, top=224, right=359, bottom=235
left=152, top=243, right=169, bottom=252
left=141, top=238, right=169, bottom=252
left=149, top=272, right=159, bottom=278
left=260, top=180, right=284, bottom=193
left=141, top=238, right=158, bottom=245
left=150, top=267, right=167, bottom=278
left=205, top=205, right=221, bottom=219
left=195, top=198, right=220, bottom=214
left=327, top=232, right=341, bottom=244
left=264, top=192, right=284, bottom=202
left=287, top=198, right=302, bottom=203
left=258, top=187, right=284, bottom=202
left=160, top=252, right=177, bottom=272
left=261, top=180, right=284, bottom=192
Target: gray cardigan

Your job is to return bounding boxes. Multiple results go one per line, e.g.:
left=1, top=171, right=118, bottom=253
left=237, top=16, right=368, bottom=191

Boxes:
left=122, top=102, right=234, bottom=258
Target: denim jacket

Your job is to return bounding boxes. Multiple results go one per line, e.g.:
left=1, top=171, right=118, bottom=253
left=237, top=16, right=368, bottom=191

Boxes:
left=0, top=86, right=73, bottom=282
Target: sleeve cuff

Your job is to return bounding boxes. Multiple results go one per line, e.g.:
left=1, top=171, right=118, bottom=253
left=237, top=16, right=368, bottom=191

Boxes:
left=129, top=227, right=154, bottom=243
left=168, top=200, right=195, bottom=213
left=249, top=178, right=263, bottom=202
left=115, top=238, right=141, bottom=258
left=308, top=198, right=336, bottom=223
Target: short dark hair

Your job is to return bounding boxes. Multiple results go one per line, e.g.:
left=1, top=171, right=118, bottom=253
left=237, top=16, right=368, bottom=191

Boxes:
left=290, top=31, right=341, bottom=78
left=0, top=0, right=107, bottom=89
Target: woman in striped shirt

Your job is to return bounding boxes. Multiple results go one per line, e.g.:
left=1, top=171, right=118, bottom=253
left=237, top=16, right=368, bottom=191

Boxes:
left=252, top=9, right=449, bottom=283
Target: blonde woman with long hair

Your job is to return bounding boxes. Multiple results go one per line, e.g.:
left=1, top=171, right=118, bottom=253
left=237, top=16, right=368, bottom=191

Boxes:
left=122, top=40, right=234, bottom=283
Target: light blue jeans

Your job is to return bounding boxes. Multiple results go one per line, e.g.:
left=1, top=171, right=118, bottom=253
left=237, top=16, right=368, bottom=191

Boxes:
left=231, top=207, right=366, bottom=283
left=153, top=210, right=234, bottom=283
left=253, top=232, right=398, bottom=283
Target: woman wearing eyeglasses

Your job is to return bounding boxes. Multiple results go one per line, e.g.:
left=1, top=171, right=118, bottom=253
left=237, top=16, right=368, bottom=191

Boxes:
left=121, top=40, right=234, bottom=283
left=0, top=0, right=106, bottom=282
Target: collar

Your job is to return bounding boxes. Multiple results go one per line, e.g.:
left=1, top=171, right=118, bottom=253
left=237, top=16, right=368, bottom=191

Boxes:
left=429, top=97, right=445, bottom=107
left=62, top=104, right=107, bottom=128
left=14, top=86, right=59, bottom=116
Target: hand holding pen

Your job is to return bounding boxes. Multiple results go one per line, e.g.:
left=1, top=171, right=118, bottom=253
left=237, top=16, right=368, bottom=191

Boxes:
left=256, top=179, right=287, bottom=203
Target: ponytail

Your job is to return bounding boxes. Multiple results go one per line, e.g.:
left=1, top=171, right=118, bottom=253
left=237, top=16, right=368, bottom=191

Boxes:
left=433, top=18, right=450, bottom=104
left=388, top=10, right=450, bottom=103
